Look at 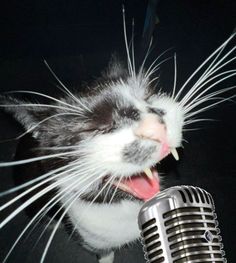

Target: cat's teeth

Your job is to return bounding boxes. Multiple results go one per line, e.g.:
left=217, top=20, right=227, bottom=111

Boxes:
left=171, top=148, right=179, bottom=161
left=144, top=168, right=153, bottom=179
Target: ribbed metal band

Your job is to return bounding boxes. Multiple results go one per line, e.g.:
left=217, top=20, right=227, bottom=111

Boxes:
left=138, top=186, right=226, bottom=263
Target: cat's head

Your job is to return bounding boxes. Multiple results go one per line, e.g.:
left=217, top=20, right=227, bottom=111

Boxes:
left=2, top=61, right=184, bottom=203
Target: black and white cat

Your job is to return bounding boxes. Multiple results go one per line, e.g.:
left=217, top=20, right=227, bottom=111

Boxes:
left=0, top=30, right=235, bottom=263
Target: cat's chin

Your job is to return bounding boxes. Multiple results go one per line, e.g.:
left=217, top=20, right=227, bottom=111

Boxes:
left=106, top=168, right=160, bottom=201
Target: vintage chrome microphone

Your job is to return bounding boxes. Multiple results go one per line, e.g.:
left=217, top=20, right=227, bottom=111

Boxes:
left=138, top=186, right=226, bottom=263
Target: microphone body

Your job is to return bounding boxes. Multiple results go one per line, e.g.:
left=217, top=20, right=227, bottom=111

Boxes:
left=138, top=186, right=226, bottom=263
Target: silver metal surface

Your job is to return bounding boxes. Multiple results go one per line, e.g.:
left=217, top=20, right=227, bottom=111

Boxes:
left=138, top=186, right=226, bottom=263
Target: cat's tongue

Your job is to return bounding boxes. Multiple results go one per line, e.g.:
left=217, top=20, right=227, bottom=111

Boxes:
left=119, top=170, right=160, bottom=201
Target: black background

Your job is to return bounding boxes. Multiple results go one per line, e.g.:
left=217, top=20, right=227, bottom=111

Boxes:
left=0, top=1, right=235, bottom=262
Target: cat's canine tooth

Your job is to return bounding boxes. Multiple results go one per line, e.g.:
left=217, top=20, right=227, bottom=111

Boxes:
left=144, top=168, right=153, bottom=179
left=171, top=148, right=179, bottom=161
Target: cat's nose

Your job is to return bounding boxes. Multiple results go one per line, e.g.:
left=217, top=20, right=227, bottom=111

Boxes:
left=134, top=114, right=170, bottom=155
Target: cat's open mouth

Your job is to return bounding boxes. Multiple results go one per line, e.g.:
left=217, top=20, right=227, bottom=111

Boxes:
left=113, top=168, right=160, bottom=201
left=111, top=148, right=179, bottom=201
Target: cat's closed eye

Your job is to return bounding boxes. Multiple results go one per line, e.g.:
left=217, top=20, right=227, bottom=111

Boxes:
left=118, top=106, right=140, bottom=121
left=148, top=107, right=166, bottom=117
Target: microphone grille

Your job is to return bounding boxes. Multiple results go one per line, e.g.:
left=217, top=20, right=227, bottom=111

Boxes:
left=138, top=186, right=226, bottom=263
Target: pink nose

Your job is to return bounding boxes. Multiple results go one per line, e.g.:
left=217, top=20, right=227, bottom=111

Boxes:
left=134, top=114, right=170, bottom=157
left=134, top=114, right=167, bottom=142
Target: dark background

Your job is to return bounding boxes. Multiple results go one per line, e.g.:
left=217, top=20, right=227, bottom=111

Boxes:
left=0, top=0, right=235, bottom=262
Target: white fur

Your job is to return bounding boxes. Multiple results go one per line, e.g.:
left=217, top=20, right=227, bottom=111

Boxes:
left=99, top=252, right=115, bottom=263
left=66, top=199, right=142, bottom=250
left=149, top=95, right=184, bottom=147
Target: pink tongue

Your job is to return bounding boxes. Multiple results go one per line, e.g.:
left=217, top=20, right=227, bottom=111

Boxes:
left=123, top=171, right=160, bottom=201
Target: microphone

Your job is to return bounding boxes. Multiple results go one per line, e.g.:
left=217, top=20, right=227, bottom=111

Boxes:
left=138, top=186, right=226, bottom=263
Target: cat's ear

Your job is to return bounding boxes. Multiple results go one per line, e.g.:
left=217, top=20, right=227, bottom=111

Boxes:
left=102, top=53, right=128, bottom=80
left=0, top=95, right=53, bottom=133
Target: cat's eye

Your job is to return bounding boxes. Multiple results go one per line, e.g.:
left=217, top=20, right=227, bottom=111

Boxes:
left=148, top=107, right=166, bottom=117
left=119, top=107, right=140, bottom=121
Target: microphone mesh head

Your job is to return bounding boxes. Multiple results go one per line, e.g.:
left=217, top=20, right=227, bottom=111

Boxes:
left=138, top=186, right=226, bottom=263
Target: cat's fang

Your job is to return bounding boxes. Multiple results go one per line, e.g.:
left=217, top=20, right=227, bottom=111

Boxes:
left=171, top=148, right=179, bottom=161
left=144, top=168, right=153, bottom=179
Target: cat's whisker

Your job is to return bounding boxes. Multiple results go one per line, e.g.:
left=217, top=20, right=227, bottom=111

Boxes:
left=122, top=6, right=134, bottom=77
left=4, top=90, right=85, bottom=114
left=2, top=170, right=107, bottom=263
left=183, top=118, right=216, bottom=126
left=103, top=176, right=117, bottom=203
left=138, top=37, right=153, bottom=77
left=180, top=69, right=236, bottom=108
left=109, top=176, right=123, bottom=204
left=0, top=158, right=104, bottom=203
left=144, top=56, right=172, bottom=81
left=146, top=76, right=159, bottom=86
left=191, top=47, right=236, bottom=90
left=64, top=175, right=116, bottom=242
left=180, top=57, right=236, bottom=107
left=0, top=160, right=84, bottom=197
left=23, top=178, right=85, bottom=251
left=184, top=94, right=236, bottom=119
left=67, top=175, right=116, bottom=240
left=0, top=102, right=81, bottom=115
left=10, top=112, right=84, bottom=142
left=0, top=160, right=105, bottom=211
left=131, top=18, right=136, bottom=77
left=143, top=47, right=173, bottom=80
left=33, top=169, right=110, bottom=250
left=0, top=148, right=85, bottom=167
left=183, top=43, right=235, bottom=98
left=0, top=163, right=107, bottom=228
left=171, top=53, right=177, bottom=99
left=44, top=60, right=92, bottom=113
left=40, top=171, right=108, bottom=263
left=182, top=127, right=203, bottom=132
left=175, top=33, right=236, bottom=101
left=37, top=145, right=80, bottom=151
left=183, top=86, right=236, bottom=114
left=82, top=175, right=115, bottom=213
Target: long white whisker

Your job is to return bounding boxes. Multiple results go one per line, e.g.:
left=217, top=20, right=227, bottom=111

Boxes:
left=44, top=60, right=92, bottom=113
left=183, top=118, right=216, bottom=126
left=33, top=169, right=110, bottom=249
left=2, top=169, right=106, bottom=263
left=0, top=149, right=82, bottom=167
left=0, top=160, right=103, bottom=209
left=180, top=58, right=236, bottom=107
left=0, top=160, right=81, bottom=197
left=122, top=6, right=133, bottom=77
left=138, top=37, right=153, bottom=75
left=5, top=90, right=84, bottom=113
left=183, top=86, right=236, bottom=114
left=185, top=95, right=236, bottom=119
left=109, top=176, right=123, bottom=204
left=171, top=53, right=177, bottom=99
left=131, top=18, right=136, bottom=77
left=39, top=170, right=107, bottom=263
left=145, top=56, right=172, bottom=81
left=103, top=176, right=117, bottom=203
left=0, top=163, right=106, bottom=228
left=12, top=112, right=83, bottom=142
left=192, top=48, right=236, bottom=91
left=175, top=33, right=236, bottom=100
left=143, top=48, right=173, bottom=80
left=0, top=102, right=81, bottom=114
left=186, top=42, right=235, bottom=95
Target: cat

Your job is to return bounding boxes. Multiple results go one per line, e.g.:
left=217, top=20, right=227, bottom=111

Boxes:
left=0, top=31, right=235, bottom=263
